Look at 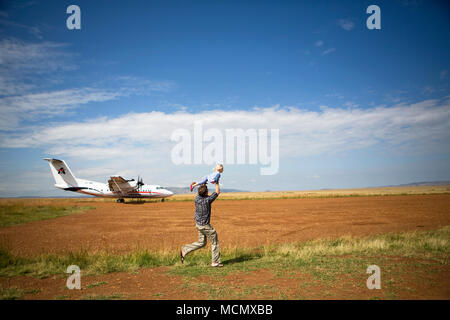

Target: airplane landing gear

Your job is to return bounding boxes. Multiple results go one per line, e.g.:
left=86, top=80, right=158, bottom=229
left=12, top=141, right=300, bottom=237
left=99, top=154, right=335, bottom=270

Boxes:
left=116, top=198, right=125, bottom=203
left=161, top=198, right=165, bottom=202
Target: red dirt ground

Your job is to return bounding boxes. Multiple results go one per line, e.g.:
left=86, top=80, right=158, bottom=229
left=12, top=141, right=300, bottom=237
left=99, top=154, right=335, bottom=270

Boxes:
left=0, top=194, right=449, bottom=255
left=0, top=194, right=449, bottom=300
left=1, top=259, right=448, bottom=300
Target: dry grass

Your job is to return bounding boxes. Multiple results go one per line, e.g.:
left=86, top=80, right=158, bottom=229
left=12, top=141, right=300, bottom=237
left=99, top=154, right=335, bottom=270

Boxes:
left=169, top=185, right=450, bottom=201
left=265, top=226, right=449, bottom=263
left=1, top=226, right=447, bottom=279
left=2, top=185, right=448, bottom=204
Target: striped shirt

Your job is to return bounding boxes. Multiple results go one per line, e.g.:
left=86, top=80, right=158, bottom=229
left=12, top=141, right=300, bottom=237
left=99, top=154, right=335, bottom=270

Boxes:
left=194, top=192, right=219, bottom=226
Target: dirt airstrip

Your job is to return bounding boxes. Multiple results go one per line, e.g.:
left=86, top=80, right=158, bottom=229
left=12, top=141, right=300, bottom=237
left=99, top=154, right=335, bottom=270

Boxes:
left=0, top=194, right=449, bottom=300
left=1, top=194, right=449, bottom=255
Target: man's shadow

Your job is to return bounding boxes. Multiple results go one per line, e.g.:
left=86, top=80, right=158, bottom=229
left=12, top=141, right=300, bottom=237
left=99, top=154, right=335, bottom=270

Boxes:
left=223, top=252, right=263, bottom=265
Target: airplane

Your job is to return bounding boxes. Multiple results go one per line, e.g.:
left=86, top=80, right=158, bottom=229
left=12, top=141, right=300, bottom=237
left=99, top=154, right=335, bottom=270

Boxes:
left=44, top=158, right=174, bottom=203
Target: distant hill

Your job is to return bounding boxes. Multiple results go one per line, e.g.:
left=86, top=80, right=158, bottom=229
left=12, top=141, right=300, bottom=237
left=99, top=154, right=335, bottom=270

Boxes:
left=384, top=181, right=450, bottom=187
left=167, top=187, right=248, bottom=194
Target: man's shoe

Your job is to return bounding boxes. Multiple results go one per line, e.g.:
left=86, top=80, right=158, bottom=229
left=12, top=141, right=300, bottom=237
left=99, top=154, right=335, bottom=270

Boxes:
left=211, top=263, right=223, bottom=267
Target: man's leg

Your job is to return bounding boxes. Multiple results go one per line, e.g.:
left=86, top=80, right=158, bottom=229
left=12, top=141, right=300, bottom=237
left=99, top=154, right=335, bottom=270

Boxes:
left=182, top=226, right=207, bottom=256
left=203, top=224, right=220, bottom=264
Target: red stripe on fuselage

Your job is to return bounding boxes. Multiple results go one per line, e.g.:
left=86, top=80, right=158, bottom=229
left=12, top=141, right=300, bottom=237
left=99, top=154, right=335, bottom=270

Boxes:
left=64, top=181, right=167, bottom=197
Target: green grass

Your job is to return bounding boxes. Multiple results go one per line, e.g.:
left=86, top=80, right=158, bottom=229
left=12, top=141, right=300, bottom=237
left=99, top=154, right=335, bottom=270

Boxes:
left=83, top=293, right=123, bottom=300
left=0, top=247, right=177, bottom=278
left=0, top=287, right=24, bottom=300
left=24, top=288, right=41, bottom=295
left=86, top=281, right=108, bottom=289
left=170, top=226, right=449, bottom=298
left=0, top=227, right=448, bottom=280
left=0, top=204, right=95, bottom=227
left=170, top=227, right=448, bottom=278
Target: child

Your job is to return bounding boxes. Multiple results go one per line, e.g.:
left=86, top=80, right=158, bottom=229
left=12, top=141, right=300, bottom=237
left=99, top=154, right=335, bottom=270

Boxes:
left=190, top=164, right=224, bottom=192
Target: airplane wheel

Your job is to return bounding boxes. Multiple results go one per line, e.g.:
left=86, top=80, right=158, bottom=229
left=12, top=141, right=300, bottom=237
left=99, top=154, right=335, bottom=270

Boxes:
left=161, top=198, right=165, bottom=202
left=117, top=199, right=124, bottom=203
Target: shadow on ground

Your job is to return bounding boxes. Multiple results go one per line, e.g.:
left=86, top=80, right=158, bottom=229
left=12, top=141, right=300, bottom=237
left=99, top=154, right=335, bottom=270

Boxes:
left=223, top=253, right=263, bottom=265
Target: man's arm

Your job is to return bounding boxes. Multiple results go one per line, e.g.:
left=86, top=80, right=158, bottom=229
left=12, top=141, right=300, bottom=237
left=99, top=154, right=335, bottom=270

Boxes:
left=215, top=181, right=220, bottom=195
left=207, top=183, right=221, bottom=204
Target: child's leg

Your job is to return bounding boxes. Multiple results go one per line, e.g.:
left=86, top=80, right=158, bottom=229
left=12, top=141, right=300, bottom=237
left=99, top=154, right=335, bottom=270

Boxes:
left=198, top=176, right=208, bottom=185
left=190, top=176, right=208, bottom=192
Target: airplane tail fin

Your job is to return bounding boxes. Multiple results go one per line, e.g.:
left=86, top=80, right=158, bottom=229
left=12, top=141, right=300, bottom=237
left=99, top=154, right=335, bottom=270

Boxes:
left=44, top=158, right=78, bottom=188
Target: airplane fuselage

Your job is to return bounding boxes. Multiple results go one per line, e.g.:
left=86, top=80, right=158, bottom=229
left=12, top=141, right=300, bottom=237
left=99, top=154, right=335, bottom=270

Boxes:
left=57, top=179, right=173, bottom=198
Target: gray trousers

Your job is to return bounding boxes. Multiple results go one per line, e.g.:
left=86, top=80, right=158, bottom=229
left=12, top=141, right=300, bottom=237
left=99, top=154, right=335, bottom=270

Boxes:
left=182, top=223, right=220, bottom=264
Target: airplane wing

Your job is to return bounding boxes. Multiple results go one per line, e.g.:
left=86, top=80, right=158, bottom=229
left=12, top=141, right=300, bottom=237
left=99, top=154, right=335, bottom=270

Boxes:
left=108, top=176, right=137, bottom=194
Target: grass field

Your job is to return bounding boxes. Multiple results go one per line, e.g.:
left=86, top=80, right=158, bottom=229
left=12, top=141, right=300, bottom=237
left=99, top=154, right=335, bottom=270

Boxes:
left=1, top=225, right=448, bottom=278
left=0, top=203, right=94, bottom=227
left=167, top=185, right=450, bottom=201
left=0, top=226, right=448, bottom=299
left=0, top=187, right=448, bottom=299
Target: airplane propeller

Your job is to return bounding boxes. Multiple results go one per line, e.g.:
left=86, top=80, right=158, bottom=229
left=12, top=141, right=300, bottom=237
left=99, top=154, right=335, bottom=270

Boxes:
left=137, top=175, right=144, bottom=190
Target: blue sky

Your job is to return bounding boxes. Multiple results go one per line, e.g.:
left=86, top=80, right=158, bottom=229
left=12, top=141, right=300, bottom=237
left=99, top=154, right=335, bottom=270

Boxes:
left=0, top=0, right=449, bottom=196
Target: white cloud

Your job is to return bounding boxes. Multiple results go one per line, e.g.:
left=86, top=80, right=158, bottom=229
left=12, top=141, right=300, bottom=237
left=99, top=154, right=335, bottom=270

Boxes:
left=315, top=40, right=324, bottom=47
left=0, top=38, right=75, bottom=96
left=0, top=88, right=121, bottom=130
left=2, top=99, right=449, bottom=162
left=0, top=38, right=73, bottom=72
left=0, top=38, right=175, bottom=129
left=344, top=101, right=359, bottom=108
left=440, top=69, right=448, bottom=80
left=338, top=19, right=355, bottom=31
left=321, top=48, right=336, bottom=56
left=0, top=74, right=36, bottom=96
left=0, top=18, right=43, bottom=39
left=107, top=76, right=175, bottom=95
left=1, top=100, right=449, bottom=196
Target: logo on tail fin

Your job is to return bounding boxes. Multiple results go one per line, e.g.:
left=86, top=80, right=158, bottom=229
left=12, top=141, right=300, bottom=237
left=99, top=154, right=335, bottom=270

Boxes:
left=58, top=168, right=66, bottom=175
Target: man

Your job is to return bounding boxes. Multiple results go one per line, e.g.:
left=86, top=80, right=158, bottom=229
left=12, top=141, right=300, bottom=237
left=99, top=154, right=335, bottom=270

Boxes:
left=180, top=182, right=223, bottom=267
